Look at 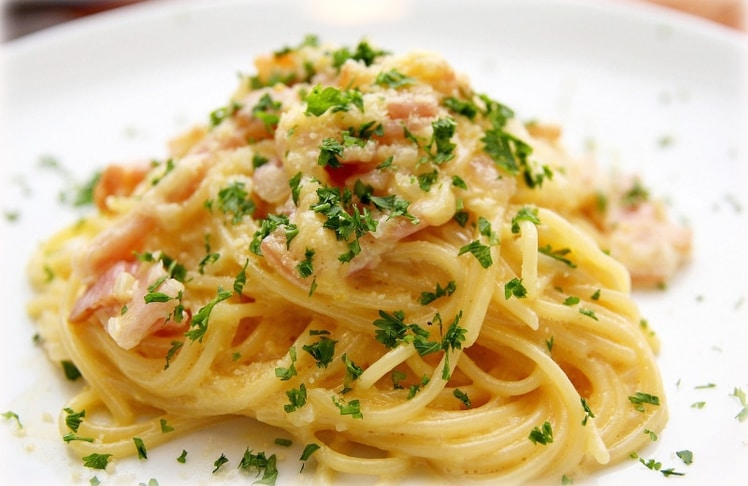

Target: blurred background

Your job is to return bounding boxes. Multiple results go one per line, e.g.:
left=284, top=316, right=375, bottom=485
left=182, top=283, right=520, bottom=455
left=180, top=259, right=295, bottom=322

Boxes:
left=0, top=0, right=745, bottom=42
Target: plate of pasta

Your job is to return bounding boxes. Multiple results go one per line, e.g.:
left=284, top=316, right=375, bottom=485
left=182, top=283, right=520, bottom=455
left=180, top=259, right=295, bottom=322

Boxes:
left=1, top=0, right=746, bottom=484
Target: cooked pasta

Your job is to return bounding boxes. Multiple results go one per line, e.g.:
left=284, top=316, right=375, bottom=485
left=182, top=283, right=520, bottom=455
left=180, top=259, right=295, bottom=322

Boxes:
left=27, top=37, right=691, bottom=483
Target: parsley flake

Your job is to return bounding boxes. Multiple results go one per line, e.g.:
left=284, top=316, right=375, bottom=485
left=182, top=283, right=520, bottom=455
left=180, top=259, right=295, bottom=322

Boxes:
left=528, top=421, right=554, bottom=445
left=305, top=85, right=363, bottom=116
left=2, top=411, right=22, bottom=428
left=302, top=336, right=337, bottom=368
left=374, top=69, right=415, bottom=89
left=185, top=288, right=232, bottom=342
left=61, top=360, right=82, bottom=381
left=238, top=449, right=278, bottom=484
left=511, top=206, right=541, bottom=234
left=458, top=240, right=492, bottom=268
left=332, top=396, right=363, bottom=419
left=284, top=384, right=307, bottom=413
left=212, top=453, right=229, bottom=473
left=177, top=449, right=188, bottom=463
left=628, top=392, right=661, bottom=412
left=504, top=277, right=527, bottom=300
left=82, top=453, right=112, bottom=470
left=63, top=407, right=85, bottom=432
left=419, top=280, right=456, bottom=305
left=453, top=389, right=472, bottom=408
left=133, top=437, right=148, bottom=460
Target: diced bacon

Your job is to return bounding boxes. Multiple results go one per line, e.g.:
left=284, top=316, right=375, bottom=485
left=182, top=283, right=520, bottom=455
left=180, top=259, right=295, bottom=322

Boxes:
left=69, top=260, right=186, bottom=350
left=386, top=91, right=439, bottom=120
left=94, top=162, right=151, bottom=211
left=259, top=230, right=306, bottom=288
left=69, top=261, right=138, bottom=322
left=606, top=202, right=692, bottom=286
left=253, top=161, right=290, bottom=205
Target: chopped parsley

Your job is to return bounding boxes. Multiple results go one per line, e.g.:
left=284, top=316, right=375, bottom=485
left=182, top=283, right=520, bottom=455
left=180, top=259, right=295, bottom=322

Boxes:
left=579, top=308, right=598, bottom=321
left=177, top=449, right=188, bottom=463
left=546, top=336, right=554, bottom=352
left=443, top=96, right=478, bottom=120
left=252, top=153, right=270, bottom=169
left=417, top=169, right=439, bottom=192
left=630, top=452, right=685, bottom=477
left=63, top=407, right=85, bottom=432
left=284, top=384, right=307, bottom=413
left=621, top=179, right=649, bottom=207
left=275, top=346, right=298, bottom=381
left=82, top=453, right=112, bottom=470
left=676, top=450, right=693, bottom=465
left=296, top=247, right=315, bottom=278
left=332, top=396, right=363, bottom=419
left=402, top=118, right=457, bottom=165
left=252, top=93, right=282, bottom=133
left=233, top=259, right=249, bottom=295
left=302, top=335, right=337, bottom=368
left=342, top=353, right=363, bottom=392
left=299, top=442, right=321, bottom=472
left=311, top=184, right=417, bottom=263
left=458, top=240, right=492, bottom=268
left=482, top=128, right=527, bottom=176
left=209, top=100, right=242, bottom=127
left=451, top=175, right=468, bottom=189
left=428, top=117, right=457, bottom=164
left=539, top=244, right=577, bottom=268
left=504, top=277, right=527, bottom=300
left=374, top=69, right=415, bottom=89
left=407, top=375, right=431, bottom=399
left=160, top=418, right=174, bottom=433
left=332, top=40, right=388, bottom=68
left=305, top=85, right=363, bottom=116
left=289, top=171, right=303, bottom=206
left=198, top=237, right=220, bottom=274
left=63, top=432, right=94, bottom=443
left=318, top=138, right=345, bottom=168
left=580, top=398, right=595, bottom=426
left=391, top=370, right=407, bottom=389
left=453, top=389, right=472, bottom=408
left=185, top=288, right=232, bottom=342
left=238, top=449, right=278, bottom=484
left=2, top=411, right=22, bottom=428
left=61, top=360, right=82, bottom=381
left=372, top=310, right=415, bottom=348
left=528, top=421, right=554, bottom=445
left=731, top=387, right=748, bottom=422
left=164, top=340, right=183, bottom=370
left=300, top=444, right=321, bottom=462
left=563, top=296, right=580, bottom=306
left=250, top=213, right=298, bottom=255
left=439, top=311, right=466, bottom=380
left=133, top=437, right=148, bottom=460
left=214, top=181, right=256, bottom=224
left=65, top=171, right=101, bottom=207
left=478, top=216, right=499, bottom=245
left=212, top=453, right=229, bottom=473
left=419, top=280, right=456, bottom=305
left=628, top=392, right=661, bottom=412
left=274, top=437, right=292, bottom=447
left=511, top=206, right=541, bottom=234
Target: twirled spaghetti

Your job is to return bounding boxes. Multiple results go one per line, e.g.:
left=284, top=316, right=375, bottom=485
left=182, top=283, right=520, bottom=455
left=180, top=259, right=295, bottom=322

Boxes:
left=27, top=37, right=690, bottom=483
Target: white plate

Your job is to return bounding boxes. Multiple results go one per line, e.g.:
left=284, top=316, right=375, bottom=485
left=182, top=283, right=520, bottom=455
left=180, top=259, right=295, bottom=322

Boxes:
left=1, top=0, right=747, bottom=484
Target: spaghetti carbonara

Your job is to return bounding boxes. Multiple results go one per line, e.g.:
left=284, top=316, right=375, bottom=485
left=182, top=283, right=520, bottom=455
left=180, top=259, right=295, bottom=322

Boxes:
left=27, top=37, right=691, bottom=484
